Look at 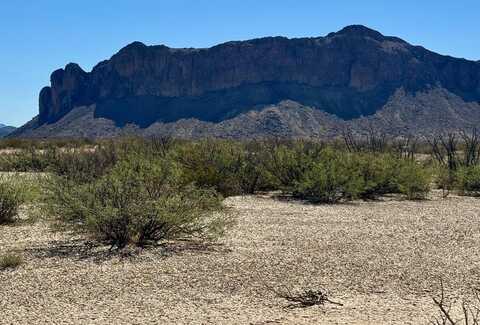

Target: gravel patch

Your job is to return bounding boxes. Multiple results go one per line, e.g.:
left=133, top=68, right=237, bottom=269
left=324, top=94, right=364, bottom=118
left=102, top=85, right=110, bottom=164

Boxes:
left=1, top=191, right=479, bottom=324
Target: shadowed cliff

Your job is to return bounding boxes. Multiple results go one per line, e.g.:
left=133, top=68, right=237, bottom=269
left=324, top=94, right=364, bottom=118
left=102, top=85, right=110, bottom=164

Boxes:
left=13, top=25, right=480, bottom=138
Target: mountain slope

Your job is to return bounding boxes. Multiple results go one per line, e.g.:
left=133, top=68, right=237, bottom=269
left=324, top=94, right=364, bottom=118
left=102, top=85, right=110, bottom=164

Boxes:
left=12, top=25, right=480, bottom=138
left=0, top=124, right=16, bottom=137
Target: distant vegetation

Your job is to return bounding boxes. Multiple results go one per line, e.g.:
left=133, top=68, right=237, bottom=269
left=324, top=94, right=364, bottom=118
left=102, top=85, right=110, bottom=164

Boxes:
left=1, top=130, right=480, bottom=248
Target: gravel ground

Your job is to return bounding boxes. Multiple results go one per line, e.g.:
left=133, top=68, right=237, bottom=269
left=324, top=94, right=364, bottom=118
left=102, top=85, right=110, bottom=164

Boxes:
left=1, top=191, right=480, bottom=324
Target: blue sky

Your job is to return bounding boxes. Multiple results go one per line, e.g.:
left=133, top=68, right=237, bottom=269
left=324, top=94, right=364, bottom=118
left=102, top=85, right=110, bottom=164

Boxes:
left=0, top=0, right=479, bottom=126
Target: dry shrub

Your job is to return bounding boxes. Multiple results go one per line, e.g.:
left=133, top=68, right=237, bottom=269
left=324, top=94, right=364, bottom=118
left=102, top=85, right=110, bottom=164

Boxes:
left=0, top=253, right=23, bottom=270
left=456, top=166, right=480, bottom=197
left=44, top=156, right=228, bottom=249
left=431, top=281, right=480, bottom=325
left=0, top=181, right=24, bottom=224
left=174, top=139, right=270, bottom=196
left=277, top=288, right=343, bottom=309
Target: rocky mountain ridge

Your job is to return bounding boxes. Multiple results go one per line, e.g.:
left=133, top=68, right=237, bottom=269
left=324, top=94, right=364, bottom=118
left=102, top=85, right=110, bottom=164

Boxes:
left=0, top=124, right=16, bottom=137
left=11, top=25, right=480, bottom=138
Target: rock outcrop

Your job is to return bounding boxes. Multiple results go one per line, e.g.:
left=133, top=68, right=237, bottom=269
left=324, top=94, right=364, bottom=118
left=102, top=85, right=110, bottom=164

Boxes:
left=13, top=25, right=480, bottom=138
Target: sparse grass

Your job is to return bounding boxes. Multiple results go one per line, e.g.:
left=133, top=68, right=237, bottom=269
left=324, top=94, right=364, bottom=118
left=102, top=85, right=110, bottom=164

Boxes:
left=0, top=172, right=45, bottom=224
left=0, top=253, right=23, bottom=270
left=0, top=179, right=24, bottom=224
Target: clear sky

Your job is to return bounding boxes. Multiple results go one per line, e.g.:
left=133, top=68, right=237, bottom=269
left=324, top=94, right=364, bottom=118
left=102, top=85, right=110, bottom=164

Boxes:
left=1, top=0, right=479, bottom=127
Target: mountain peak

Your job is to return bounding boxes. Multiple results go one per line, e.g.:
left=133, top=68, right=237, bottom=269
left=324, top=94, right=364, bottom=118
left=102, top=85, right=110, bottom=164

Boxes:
left=331, top=25, right=385, bottom=39
left=65, top=62, right=85, bottom=73
left=119, top=41, right=148, bottom=52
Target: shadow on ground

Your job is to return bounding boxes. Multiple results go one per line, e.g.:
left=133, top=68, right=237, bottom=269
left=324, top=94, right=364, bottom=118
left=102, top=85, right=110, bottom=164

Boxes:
left=23, top=238, right=231, bottom=263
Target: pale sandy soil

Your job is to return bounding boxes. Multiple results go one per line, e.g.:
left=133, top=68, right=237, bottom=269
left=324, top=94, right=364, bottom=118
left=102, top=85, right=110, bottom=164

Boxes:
left=1, top=191, right=480, bottom=324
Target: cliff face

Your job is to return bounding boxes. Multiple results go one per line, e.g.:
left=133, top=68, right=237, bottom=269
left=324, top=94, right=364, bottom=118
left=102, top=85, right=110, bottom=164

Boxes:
left=17, top=25, right=479, bottom=138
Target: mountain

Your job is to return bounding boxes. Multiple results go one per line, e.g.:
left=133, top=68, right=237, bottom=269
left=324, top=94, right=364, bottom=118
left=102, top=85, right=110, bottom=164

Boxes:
left=12, top=25, right=480, bottom=139
left=0, top=124, right=16, bottom=137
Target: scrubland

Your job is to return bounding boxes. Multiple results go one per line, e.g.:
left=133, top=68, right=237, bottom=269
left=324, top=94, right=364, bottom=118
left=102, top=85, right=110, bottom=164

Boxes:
left=1, top=133, right=479, bottom=324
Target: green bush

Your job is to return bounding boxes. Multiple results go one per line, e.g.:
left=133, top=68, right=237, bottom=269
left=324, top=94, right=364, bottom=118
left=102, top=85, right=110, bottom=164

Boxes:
left=0, top=141, right=118, bottom=176
left=354, top=154, right=400, bottom=199
left=0, top=138, right=93, bottom=151
left=395, top=161, right=431, bottom=200
left=260, top=140, right=323, bottom=191
left=0, top=181, right=24, bottom=224
left=354, top=153, right=431, bottom=201
left=293, top=149, right=364, bottom=203
left=0, top=253, right=23, bottom=270
left=44, top=156, right=226, bottom=249
left=174, top=140, right=269, bottom=196
left=47, top=143, right=119, bottom=184
left=456, top=165, right=480, bottom=196
left=435, top=166, right=456, bottom=197
left=0, top=147, right=53, bottom=172
left=292, top=149, right=430, bottom=203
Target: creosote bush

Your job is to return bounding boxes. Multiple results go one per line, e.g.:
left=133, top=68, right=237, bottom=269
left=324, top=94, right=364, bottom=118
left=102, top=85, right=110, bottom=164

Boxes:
left=38, top=138, right=433, bottom=213
left=0, top=181, right=24, bottom=224
left=174, top=139, right=271, bottom=196
left=260, top=140, right=323, bottom=191
left=44, top=155, right=227, bottom=249
left=293, top=149, right=363, bottom=203
left=291, top=148, right=431, bottom=203
left=1, top=135, right=437, bottom=250
left=46, top=143, right=120, bottom=184
left=456, top=165, right=480, bottom=196
left=347, top=153, right=399, bottom=200
left=0, top=146, right=53, bottom=172
left=397, top=161, right=431, bottom=200
left=435, top=166, right=457, bottom=197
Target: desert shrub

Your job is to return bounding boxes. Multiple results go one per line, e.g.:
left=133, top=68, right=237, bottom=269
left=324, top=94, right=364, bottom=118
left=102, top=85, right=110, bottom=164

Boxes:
left=0, top=146, right=54, bottom=172
left=142, top=136, right=177, bottom=158
left=0, top=139, right=118, bottom=175
left=354, top=154, right=400, bottom=199
left=0, top=138, right=93, bottom=151
left=260, top=140, right=323, bottom=191
left=238, top=140, right=280, bottom=193
left=435, top=166, right=457, bottom=197
left=395, top=160, right=431, bottom=200
left=456, top=165, right=480, bottom=196
left=174, top=140, right=269, bottom=196
left=0, top=253, right=23, bottom=270
left=47, top=143, right=119, bottom=184
left=0, top=181, right=24, bottom=224
left=430, top=281, right=480, bottom=325
left=291, top=148, right=430, bottom=203
left=276, top=288, right=343, bottom=309
left=44, top=156, right=226, bottom=248
left=293, top=149, right=364, bottom=203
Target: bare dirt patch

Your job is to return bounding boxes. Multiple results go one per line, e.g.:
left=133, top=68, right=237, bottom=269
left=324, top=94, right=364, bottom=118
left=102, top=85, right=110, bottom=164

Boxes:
left=1, top=191, right=479, bottom=324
